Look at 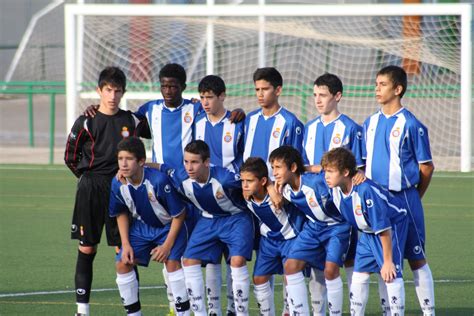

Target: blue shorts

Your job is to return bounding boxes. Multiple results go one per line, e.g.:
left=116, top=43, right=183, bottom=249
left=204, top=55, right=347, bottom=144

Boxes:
left=392, top=187, right=426, bottom=260
left=288, top=221, right=351, bottom=269
left=354, top=217, right=408, bottom=278
left=345, top=226, right=358, bottom=262
left=184, top=212, right=254, bottom=263
left=254, top=236, right=296, bottom=277
left=116, top=219, right=189, bottom=267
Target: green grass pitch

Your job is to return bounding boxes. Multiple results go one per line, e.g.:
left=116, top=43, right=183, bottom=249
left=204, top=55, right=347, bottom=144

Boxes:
left=0, top=165, right=473, bottom=315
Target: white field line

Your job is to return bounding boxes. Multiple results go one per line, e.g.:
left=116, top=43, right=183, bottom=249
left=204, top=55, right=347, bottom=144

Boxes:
left=1, top=279, right=472, bottom=298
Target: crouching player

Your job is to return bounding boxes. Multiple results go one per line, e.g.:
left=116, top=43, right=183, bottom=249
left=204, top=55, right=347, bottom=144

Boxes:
left=322, top=147, right=408, bottom=316
left=240, top=157, right=306, bottom=315
left=270, top=146, right=350, bottom=316
left=161, top=140, right=253, bottom=316
left=109, top=137, right=191, bottom=315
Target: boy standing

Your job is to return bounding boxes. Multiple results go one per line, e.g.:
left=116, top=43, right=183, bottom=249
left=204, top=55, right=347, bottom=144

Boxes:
left=109, top=137, right=191, bottom=315
left=64, top=67, right=149, bottom=316
left=270, top=146, right=351, bottom=316
left=363, top=65, right=435, bottom=315
left=244, top=67, right=304, bottom=179
left=322, top=147, right=408, bottom=316
left=240, top=157, right=306, bottom=316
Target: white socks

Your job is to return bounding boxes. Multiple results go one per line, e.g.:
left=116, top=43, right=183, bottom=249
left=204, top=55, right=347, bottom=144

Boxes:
left=386, top=277, right=405, bottom=316
left=308, top=268, right=327, bottom=316
left=254, top=281, right=275, bottom=316
left=163, top=267, right=177, bottom=313
left=226, top=264, right=235, bottom=314
left=206, top=263, right=222, bottom=315
left=168, top=268, right=191, bottom=315
left=76, top=303, right=89, bottom=315
left=184, top=265, right=207, bottom=316
left=349, top=272, right=370, bottom=316
left=231, top=266, right=250, bottom=316
left=116, top=270, right=141, bottom=315
left=378, top=274, right=392, bottom=316
left=326, top=277, right=343, bottom=315
left=413, top=264, right=435, bottom=316
left=286, top=272, right=310, bottom=315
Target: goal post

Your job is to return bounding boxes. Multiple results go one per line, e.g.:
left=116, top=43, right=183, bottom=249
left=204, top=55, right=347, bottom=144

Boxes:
left=64, top=3, right=472, bottom=172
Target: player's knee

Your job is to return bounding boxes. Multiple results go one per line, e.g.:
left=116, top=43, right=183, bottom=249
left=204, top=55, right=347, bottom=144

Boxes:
left=230, top=256, right=246, bottom=268
left=183, top=258, right=201, bottom=267
left=324, top=262, right=340, bottom=280
left=284, top=259, right=302, bottom=275
left=78, top=245, right=97, bottom=255
left=115, top=260, right=134, bottom=274
left=165, top=259, right=182, bottom=272
left=253, top=275, right=270, bottom=285
left=408, top=258, right=427, bottom=271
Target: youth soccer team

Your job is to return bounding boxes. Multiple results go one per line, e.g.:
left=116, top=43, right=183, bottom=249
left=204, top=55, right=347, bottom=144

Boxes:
left=65, top=63, right=436, bottom=316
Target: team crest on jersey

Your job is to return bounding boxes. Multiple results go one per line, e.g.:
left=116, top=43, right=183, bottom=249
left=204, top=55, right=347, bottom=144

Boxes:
left=215, top=190, right=225, bottom=200
left=224, top=132, right=232, bottom=143
left=355, top=205, right=363, bottom=216
left=391, top=127, right=401, bottom=138
left=332, top=134, right=341, bottom=144
left=308, top=197, right=318, bottom=208
left=121, top=127, right=130, bottom=138
left=272, top=128, right=281, bottom=138
left=148, top=191, right=157, bottom=202
left=184, top=112, right=192, bottom=124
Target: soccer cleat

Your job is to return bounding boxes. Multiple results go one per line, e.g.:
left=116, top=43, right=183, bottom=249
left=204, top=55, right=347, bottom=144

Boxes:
left=165, top=307, right=175, bottom=316
left=281, top=313, right=290, bottom=316
left=226, top=311, right=236, bottom=316
left=74, top=314, right=86, bottom=316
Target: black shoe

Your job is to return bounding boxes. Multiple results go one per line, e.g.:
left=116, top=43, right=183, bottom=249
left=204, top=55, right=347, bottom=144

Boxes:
left=226, top=312, right=236, bottom=316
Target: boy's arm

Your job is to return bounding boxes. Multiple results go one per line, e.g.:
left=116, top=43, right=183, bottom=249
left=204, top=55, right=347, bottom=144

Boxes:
left=64, top=117, right=87, bottom=178
left=305, top=164, right=322, bottom=173
left=266, top=181, right=283, bottom=209
left=116, top=213, right=134, bottom=265
left=418, top=161, right=434, bottom=199
left=379, top=229, right=396, bottom=283
left=229, top=108, right=246, bottom=123
left=150, top=210, right=186, bottom=263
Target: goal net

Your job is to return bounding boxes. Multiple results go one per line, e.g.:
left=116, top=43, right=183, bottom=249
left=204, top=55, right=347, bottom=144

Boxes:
left=65, top=4, right=472, bottom=171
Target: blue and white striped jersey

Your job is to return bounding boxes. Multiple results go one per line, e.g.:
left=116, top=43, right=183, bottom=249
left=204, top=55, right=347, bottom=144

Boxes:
left=162, top=164, right=248, bottom=218
left=363, top=108, right=432, bottom=191
left=246, top=195, right=306, bottom=241
left=194, top=110, right=244, bottom=173
left=303, top=113, right=364, bottom=168
left=136, top=99, right=202, bottom=168
left=109, top=167, right=186, bottom=228
left=331, top=179, right=407, bottom=234
left=243, top=107, right=304, bottom=177
left=282, top=172, right=344, bottom=225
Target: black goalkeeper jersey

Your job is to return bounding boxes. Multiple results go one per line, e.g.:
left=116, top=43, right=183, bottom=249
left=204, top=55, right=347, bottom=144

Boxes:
left=64, top=109, right=150, bottom=178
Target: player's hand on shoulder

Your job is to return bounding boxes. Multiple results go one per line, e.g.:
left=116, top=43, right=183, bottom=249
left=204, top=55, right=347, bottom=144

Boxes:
left=352, top=170, right=366, bottom=186
left=229, top=108, right=246, bottom=123
left=83, top=104, right=99, bottom=117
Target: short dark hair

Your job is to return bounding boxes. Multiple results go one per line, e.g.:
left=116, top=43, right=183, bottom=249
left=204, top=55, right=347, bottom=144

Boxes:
left=314, top=73, right=343, bottom=96
left=98, top=66, right=126, bottom=92
left=198, top=75, right=226, bottom=96
left=321, top=147, right=357, bottom=177
left=377, top=65, right=407, bottom=99
left=159, top=63, right=187, bottom=86
left=253, top=67, right=283, bottom=89
left=117, top=136, right=146, bottom=161
left=184, top=140, right=210, bottom=162
left=240, top=157, right=268, bottom=180
left=269, top=146, right=305, bottom=175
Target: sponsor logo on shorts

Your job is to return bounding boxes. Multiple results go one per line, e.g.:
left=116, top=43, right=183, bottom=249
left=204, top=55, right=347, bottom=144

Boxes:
left=413, top=245, right=422, bottom=254
left=76, top=288, right=86, bottom=295
left=71, top=224, right=78, bottom=233
left=164, top=184, right=171, bottom=193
